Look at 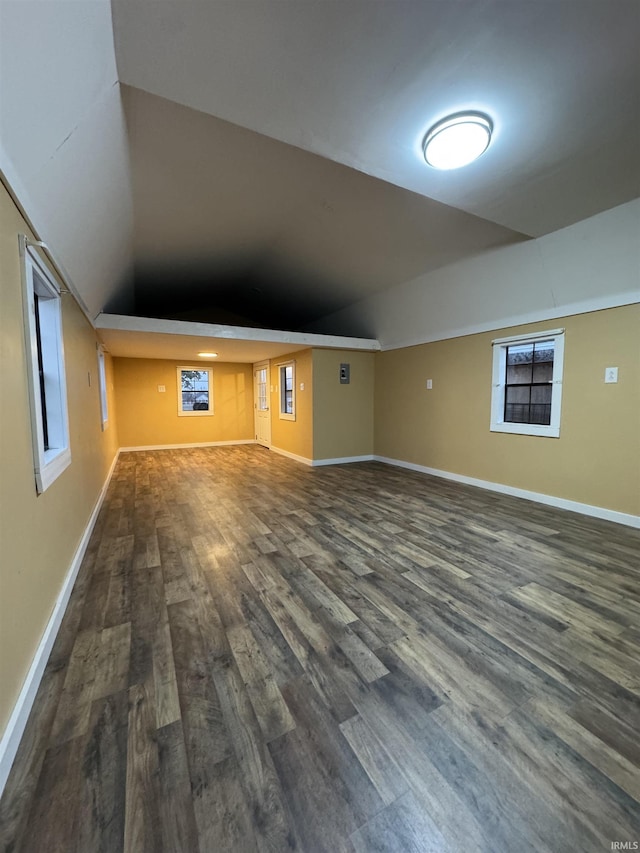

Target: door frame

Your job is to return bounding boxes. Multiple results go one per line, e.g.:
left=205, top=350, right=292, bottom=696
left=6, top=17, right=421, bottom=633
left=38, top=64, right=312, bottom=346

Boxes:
left=253, top=360, right=272, bottom=448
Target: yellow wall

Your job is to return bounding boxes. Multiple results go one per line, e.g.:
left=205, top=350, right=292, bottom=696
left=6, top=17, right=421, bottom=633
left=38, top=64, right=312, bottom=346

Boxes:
left=269, top=349, right=313, bottom=460
left=312, top=349, right=375, bottom=460
left=113, top=357, right=254, bottom=447
left=375, top=305, right=640, bottom=515
left=0, top=181, right=119, bottom=736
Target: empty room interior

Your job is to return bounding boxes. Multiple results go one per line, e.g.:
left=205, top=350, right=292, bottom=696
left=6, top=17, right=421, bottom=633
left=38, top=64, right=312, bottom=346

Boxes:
left=1, top=1, right=639, bottom=851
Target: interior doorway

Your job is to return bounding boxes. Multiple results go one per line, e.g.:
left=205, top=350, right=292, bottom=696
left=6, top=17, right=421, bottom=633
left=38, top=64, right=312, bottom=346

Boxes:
left=253, top=361, right=271, bottom=448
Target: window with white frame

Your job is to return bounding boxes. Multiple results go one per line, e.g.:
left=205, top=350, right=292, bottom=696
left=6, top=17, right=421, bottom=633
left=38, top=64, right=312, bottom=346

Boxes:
left=21, top=239, right=71, bottom=493
left=177, top=366, right=213, bottom=416
left=97, top=346, right=108, bottom=429
left=490, top=329, right=565, bottom=438
left=279, top=361, right=295, bottom=420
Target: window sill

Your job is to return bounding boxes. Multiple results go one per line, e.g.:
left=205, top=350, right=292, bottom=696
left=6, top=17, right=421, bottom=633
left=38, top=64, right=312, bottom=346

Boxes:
left=36, top=446, right=72, bottom=493
left=279, top=412, right=296, bottom=421
left=490, top=422, right=560, bottom=438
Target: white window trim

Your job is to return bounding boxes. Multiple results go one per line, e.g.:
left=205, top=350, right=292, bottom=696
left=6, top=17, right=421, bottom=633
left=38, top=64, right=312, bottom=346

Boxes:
left=97, top=345, right=109, bottom=430
left=177, top=365, right=214, bottom=417
left=278, top=360, right=296, bottom=421
left=490, top=329, right=565, bottom=438
left=20, top=237, right=71, bottom=493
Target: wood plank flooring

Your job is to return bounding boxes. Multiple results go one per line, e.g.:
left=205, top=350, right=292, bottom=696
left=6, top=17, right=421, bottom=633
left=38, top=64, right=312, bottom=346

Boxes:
left=2, top=445, right=639, bottom=852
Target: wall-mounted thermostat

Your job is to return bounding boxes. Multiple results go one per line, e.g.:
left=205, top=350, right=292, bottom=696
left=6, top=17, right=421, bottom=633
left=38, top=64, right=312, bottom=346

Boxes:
left=340, top=363, right=350, bottom=384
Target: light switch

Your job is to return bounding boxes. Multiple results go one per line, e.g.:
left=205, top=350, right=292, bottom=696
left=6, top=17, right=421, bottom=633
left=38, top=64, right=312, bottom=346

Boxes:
left=604, top=367, right=618, bottom=384
left=426, top=379, right=433, bottom=389
left=158, top=385, right=166, bottom=392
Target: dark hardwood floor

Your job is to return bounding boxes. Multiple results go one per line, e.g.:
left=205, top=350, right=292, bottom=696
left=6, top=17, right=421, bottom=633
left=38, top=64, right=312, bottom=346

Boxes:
left=1, top=445, right=639, bottom=852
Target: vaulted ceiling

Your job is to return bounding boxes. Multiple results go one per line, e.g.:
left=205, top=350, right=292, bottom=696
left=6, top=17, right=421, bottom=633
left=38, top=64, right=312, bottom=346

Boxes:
left=1, top=0, right=638, bottom=334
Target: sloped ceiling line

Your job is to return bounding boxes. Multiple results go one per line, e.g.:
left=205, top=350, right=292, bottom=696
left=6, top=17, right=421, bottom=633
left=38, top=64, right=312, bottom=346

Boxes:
left=1, top=0, right=638, bottom=336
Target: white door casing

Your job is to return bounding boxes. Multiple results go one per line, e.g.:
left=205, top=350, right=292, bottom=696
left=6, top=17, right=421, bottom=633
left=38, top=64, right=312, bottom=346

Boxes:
left=253, top=361, right=271, bottom=447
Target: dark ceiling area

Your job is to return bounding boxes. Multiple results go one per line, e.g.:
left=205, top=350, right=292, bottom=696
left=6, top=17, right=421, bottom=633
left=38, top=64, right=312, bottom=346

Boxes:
left=129, top=258, right=361, bottom=333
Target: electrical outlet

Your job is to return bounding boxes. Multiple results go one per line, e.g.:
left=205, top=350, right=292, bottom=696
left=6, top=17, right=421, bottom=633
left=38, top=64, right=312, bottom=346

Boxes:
left=604, top=367, right=618, bottom=384
left=426, top=379, right=433, bottom=389
left=158, top=385, right=166, bottom=392
left=300, top=382, right=305, bottom=391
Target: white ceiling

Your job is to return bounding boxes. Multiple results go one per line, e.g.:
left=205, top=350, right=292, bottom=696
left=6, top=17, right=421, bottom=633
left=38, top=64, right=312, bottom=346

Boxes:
left=95, top=314, right=380, bottom=363
left=0, top=0, right=133, bottom=318
left=123, top=85, right=521, bottom=328
left=112, top=0, right=640, bottom=237
left=1, top=0, right=639, bottom=337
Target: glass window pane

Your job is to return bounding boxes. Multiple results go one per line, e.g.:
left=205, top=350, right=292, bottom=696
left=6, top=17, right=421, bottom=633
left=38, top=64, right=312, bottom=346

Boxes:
left=506, top=344, right=533, bottom=365
left=279, top=363, right=295, bottom=416
left=505, top=385, right=530, bottom=423
left=533, top=341, right=554, bottom=362
left=531, top=384, right=552, bottom=404
left=504, top=340, right=555, bottom=426
left=530, top=383, right=551, bottom=424
left=257, top=367, right=267, bottom=411
left=506, top=363, right=533, bottom=384
left=181, top=370, right=209, bottom=411
left=532, top=361, right=553, bottom=383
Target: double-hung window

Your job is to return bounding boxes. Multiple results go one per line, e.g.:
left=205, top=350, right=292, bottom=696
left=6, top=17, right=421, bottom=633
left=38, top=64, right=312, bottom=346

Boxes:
left=490, top=329, right=565, bottom=438
left=177, top=366, right=213, bottom=416
left=21, top=238, right=71, bottom=492
left=279, top=361, right=295, bottom=420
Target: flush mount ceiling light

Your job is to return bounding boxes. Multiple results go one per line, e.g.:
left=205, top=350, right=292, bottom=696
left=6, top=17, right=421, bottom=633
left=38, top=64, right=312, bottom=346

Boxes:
left=198, top=352, right=218, bottom=358
left=423, top=112, right=493, bottom=170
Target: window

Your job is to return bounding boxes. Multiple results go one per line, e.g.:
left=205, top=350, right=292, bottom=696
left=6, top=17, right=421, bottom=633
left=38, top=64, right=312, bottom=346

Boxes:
left=97, top=346, right=108, bottom=429
left=279, top=361, right=295, bottom=420
left=490, top=329, right=564, bottom=438
left=177, top=366, right=213, bottom=416
left=256, top=366, right=268, bottom=411
left=21, top=238, right=71, bottom=493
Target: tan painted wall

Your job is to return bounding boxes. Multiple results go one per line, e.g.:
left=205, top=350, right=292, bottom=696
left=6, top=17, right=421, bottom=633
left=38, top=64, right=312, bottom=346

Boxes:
left=113, top=358, right=254, bottom=447
left=0, top=181, right=119, bottom=736
left=312, top=349, right=375, bottom=460
left=375, top=305, right=640, bottom=515
left=269, top=349, right=313, bottom=460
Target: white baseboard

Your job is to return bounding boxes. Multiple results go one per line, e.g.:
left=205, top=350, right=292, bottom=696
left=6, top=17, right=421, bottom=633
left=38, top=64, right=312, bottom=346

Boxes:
left=312, top=454, right=375, bottom=467
left=269, top=445, right=314, bottom=466
left=374, top=455, right=640, bottom=529
left=269, top=446, right=374, bottom=468
left=119, top=439, right=257, bottom=452
left=0, top=450, right=120, bottom=798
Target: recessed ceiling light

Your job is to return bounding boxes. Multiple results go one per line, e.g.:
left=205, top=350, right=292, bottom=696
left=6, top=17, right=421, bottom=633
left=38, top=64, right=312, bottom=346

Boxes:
left=423, top=112, right=493, bottom=170
left=198, top=352, right=218, bottom=358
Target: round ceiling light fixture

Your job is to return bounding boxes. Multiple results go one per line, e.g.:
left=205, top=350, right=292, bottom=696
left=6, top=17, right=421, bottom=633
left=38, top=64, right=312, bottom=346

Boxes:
left=423, top=112, right=493, bottom=170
